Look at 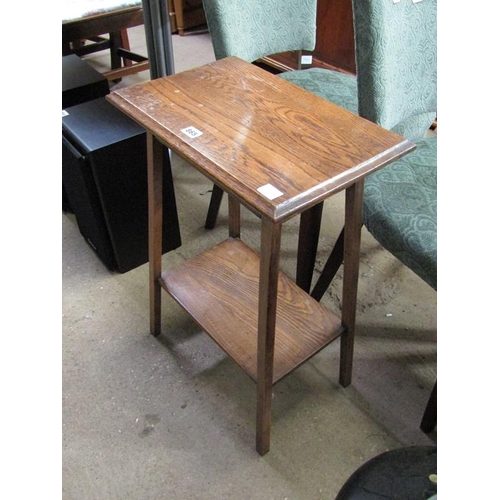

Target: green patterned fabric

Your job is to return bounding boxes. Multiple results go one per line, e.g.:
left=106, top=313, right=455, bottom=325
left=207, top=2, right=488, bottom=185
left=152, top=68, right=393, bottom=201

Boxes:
left=202, top=0, right=357, bottom=113
left=363, top=136, right=437, bottom=290
left=352, top=0, right=437, bottom=290
left=353, top=0, right=437, bottom=141
left=202, top=0, right=317, bottom=64
left=280, top=69, right=358, bottom=114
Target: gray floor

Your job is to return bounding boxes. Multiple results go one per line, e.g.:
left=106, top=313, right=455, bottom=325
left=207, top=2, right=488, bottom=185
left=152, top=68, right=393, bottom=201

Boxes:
left=62, top=26, right=437, bottom=499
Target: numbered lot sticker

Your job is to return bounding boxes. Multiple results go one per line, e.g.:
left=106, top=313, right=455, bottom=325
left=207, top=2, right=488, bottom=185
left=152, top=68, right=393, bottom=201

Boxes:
left=181, top=126, right=203, bottom=138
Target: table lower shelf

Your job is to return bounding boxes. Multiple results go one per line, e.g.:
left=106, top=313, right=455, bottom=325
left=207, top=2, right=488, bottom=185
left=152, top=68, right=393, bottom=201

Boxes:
left=160, top=238, right=343, bottom=384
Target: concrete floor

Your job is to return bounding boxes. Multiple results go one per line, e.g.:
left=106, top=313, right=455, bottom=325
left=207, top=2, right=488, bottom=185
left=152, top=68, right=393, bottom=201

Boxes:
left=62, top=26, right=437, bottom=499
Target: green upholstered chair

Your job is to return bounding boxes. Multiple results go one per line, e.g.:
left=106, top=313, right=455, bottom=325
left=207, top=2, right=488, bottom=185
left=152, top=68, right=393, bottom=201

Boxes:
left=311, top=0, right=437, bottom=432
left=312, top=0, right=437, bottom=296
left=201, top=0, right=358, bottom=232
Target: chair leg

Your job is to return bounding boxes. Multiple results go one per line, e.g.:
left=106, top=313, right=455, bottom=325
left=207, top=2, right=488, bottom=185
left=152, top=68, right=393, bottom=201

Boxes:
left=109, top=31, right=123, bottom=70
left=296, top=202, right=324, bottom=293
left=205, top=184, right=224, bottom=229
left=173, top=0, right=185, bottom=35
left=310, top=227, right=345, bottom=301
left=119, top=29, right=133, bottom=67
left=420, top=381, right=437, bottom=433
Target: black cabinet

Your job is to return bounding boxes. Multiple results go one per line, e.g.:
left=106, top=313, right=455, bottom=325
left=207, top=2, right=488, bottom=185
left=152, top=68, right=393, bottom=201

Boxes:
left=62, top=54, right=111, bottom=212
left=62, top=97, right=181, bottom=272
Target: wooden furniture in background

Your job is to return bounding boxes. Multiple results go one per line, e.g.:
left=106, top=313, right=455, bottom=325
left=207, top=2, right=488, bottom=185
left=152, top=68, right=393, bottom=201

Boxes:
left=62, top=5, right=149, bottom=81
left=108, top=57, right=413, bottom=455
left=171, top=0, right=207, bottom=35
left=167, top=0, right=177, bottom=32
left=262, top=0, right=356, bottom=74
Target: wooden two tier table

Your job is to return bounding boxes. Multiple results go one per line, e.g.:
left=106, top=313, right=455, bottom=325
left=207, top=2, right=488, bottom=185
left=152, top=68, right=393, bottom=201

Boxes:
left=107, top=57, right=414, bottom=455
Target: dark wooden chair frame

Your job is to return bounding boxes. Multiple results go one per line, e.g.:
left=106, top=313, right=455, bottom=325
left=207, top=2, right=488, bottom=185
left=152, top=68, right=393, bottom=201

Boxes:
left=62, top=6, right=149, bottom=81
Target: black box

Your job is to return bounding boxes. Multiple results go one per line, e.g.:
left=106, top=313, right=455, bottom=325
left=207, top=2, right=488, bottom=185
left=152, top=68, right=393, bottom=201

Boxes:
left=62, top=55, right=110, bottom=212
left=62, top=97, right=181, bottom=273
left=62, top=54, right=110, bottom=109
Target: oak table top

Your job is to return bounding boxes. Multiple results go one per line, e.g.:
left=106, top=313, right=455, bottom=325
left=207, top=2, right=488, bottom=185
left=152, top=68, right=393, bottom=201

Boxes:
left=108, top=56, right=413, bottom=222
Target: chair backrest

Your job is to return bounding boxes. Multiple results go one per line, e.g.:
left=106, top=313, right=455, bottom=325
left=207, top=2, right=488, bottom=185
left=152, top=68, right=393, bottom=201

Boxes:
left=352, top=0, right=437, bottom=141
left=202, top=0, right=317, bottom=63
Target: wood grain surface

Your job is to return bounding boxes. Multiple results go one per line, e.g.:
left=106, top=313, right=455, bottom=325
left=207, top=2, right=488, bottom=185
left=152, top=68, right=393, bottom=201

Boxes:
left=160, top=238, right=343, bottom=384
left=108, top=57, right=414, bottom=222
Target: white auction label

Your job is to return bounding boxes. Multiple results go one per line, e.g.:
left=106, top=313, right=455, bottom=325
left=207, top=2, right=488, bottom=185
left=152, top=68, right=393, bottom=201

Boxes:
left=181, top=126, right=203, bottom=138
left=258, top=184, right=284, bottom=200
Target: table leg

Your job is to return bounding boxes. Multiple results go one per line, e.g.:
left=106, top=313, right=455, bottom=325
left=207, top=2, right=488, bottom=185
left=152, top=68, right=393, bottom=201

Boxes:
left=296, top=201, right=324, bottom=293
left=256, top=217, right=282, bottom=456
left=339, top=180, right=364, bottom=387
left=147, top=133, right=164, bottom=336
